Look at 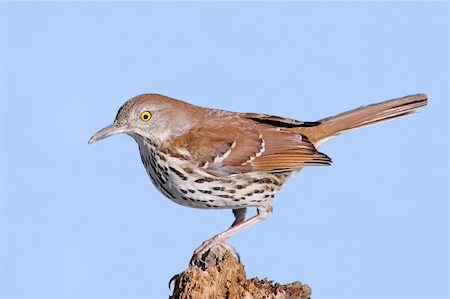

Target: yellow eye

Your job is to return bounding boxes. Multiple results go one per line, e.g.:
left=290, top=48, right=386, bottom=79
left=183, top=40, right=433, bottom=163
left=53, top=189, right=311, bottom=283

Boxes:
left=140, top=111, right=152, bottom=122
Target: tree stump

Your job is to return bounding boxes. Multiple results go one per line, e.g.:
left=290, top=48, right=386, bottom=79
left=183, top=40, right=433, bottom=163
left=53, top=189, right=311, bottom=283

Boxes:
left=169, top=245, right=311, bottom=299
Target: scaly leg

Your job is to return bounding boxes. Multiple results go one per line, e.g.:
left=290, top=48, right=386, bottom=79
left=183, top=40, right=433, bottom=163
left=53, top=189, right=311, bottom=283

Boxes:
left=191, top=206, right=272, bottom=264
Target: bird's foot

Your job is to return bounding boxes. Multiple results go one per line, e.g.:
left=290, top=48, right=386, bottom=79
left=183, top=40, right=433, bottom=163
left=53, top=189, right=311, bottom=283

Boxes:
left=189, top=236, right=240, bottom=266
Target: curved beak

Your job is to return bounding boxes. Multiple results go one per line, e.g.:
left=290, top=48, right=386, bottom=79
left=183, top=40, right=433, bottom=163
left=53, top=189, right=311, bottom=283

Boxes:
left=88, top=123, right=129, bottom=145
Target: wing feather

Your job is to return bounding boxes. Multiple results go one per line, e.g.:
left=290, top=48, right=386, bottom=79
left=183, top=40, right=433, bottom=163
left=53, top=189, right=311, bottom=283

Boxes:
left=170, top=113, right=331, bottom=176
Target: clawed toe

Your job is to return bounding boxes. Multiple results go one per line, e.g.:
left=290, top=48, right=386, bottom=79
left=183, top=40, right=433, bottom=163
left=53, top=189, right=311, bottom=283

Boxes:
left=189, top=238, right=240, bottom=266
left=168, top=273, right=180, bottom=290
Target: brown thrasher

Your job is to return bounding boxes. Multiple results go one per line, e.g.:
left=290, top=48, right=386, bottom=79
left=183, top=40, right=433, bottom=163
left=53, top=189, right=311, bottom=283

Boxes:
left=88, top=93, right=427, bottom=258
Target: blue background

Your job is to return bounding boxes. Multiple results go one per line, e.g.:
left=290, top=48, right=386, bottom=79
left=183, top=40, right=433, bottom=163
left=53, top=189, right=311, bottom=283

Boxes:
left=1, top=2, right=448, bottom=299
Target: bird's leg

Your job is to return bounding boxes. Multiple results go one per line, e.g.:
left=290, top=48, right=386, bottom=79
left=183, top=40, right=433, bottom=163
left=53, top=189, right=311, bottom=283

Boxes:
left=191, top=206, right=272, bottom=264
left=215, top=206, right=271, bottom=240
left=231, top=208, right=247, bottom=227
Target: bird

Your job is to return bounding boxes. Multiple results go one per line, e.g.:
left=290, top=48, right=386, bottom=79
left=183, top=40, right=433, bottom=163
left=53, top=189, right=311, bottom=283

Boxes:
left=88, top=93, right=427, bottom=259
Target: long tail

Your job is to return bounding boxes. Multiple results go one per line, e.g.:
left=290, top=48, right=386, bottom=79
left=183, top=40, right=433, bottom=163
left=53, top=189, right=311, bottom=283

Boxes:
left=297, top=93, right=428, bottom=147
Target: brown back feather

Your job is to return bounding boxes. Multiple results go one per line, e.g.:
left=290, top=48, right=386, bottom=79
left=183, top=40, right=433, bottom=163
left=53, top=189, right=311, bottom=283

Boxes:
left=170, top=113, right=331, bottom=176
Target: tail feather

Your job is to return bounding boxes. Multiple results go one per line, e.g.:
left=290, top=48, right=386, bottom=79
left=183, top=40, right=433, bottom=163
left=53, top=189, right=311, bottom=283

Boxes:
left=296, top=94, right=428, bottom=147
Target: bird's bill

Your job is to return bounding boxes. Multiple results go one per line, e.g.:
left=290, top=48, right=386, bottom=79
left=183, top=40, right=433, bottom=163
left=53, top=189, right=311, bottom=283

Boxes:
left=88, top=123, right=128, bottom=145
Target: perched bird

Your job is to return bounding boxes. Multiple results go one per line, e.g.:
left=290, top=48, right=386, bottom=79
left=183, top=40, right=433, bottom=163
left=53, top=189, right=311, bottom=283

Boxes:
left=88, top=93, right=427, bottom=258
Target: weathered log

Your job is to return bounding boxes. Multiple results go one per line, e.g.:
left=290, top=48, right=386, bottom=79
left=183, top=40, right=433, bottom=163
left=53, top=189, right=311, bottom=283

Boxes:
left=169, top=245, right=311, bottom=299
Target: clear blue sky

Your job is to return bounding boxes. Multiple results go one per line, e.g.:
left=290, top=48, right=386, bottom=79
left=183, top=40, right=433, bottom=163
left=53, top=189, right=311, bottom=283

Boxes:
left=0, top=2, right=448, bottom=299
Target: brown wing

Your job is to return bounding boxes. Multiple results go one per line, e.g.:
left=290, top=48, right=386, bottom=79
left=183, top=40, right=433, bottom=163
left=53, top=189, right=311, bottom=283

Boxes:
left=170, top=113, right=331, bottom=176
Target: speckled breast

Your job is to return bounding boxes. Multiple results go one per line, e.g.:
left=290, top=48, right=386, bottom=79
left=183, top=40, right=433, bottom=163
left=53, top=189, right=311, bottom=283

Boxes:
left=136, top=140, right=291, bottom=210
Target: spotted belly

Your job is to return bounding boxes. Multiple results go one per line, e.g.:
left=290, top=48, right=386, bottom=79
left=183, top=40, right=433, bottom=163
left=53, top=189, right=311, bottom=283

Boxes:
left=138, top=143, right=290, bottom=209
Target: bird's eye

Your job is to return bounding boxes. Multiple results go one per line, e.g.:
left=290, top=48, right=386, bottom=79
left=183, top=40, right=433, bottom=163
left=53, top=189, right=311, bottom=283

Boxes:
left=140, top=111, right=152, bottom=122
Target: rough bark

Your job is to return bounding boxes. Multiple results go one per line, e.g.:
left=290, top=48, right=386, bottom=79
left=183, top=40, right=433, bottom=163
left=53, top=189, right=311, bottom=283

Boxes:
left=169, top=245, right=311, bottom=299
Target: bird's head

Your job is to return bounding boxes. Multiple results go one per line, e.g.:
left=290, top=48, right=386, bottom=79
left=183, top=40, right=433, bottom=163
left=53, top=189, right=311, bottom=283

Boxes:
left=88, top=94, right=201, bottom=145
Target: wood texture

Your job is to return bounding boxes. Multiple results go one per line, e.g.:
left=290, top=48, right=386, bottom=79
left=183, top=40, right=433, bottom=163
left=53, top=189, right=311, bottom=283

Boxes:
left=169, top=245, right=311, bottom=299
